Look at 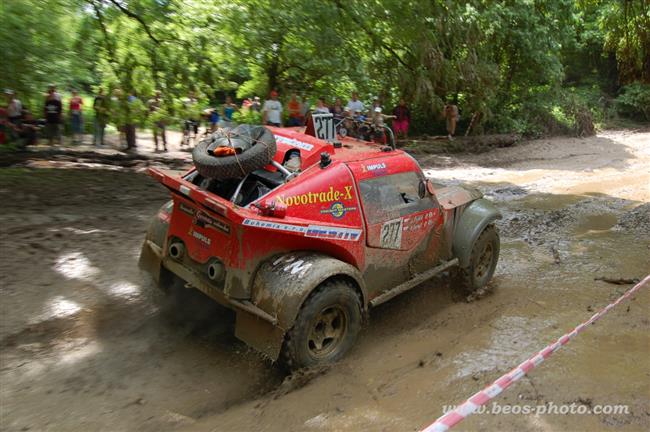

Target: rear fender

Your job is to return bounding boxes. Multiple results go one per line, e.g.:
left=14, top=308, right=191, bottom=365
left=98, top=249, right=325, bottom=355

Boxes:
left=452, top=198, right=501, bottom=267
left=251, top=252, right=367, bottom=330
left=138, top=201, right=172, bottom=283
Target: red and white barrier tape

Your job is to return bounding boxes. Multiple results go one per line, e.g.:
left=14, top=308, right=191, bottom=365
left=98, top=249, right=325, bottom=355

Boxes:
left=421, top=274, right=650, bottom=432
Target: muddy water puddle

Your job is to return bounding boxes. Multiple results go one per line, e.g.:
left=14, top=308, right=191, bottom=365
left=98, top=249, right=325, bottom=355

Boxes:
left=573, top=213, right=619, bottom=234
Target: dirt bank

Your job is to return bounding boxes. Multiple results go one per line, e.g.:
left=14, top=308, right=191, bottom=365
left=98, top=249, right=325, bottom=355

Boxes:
left=1, top=130, right=648, bottom=432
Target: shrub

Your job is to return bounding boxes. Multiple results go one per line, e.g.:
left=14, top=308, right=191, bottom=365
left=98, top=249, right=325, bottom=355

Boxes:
left=615, top=83, right=650, bottom=121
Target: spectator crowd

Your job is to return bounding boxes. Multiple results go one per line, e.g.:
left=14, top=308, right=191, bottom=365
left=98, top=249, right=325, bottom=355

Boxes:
left=1, top=85, right=463, bottom=151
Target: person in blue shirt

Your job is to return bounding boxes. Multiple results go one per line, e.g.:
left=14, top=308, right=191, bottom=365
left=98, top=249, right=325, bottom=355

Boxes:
left=221, top=95, right=238, bottom=129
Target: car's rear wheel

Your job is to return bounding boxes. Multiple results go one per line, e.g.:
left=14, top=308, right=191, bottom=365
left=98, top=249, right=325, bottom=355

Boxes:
left=281, top=280, right=362, bottom=370
left=457, top=225, right=500, bottom=294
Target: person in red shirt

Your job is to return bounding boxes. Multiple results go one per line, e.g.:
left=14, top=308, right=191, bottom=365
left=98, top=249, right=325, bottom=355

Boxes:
left=392, top=98, right=411, bottom=139
left=287, top=93, right=303, bottom=127
left=69, top=90, right=84, bottom=144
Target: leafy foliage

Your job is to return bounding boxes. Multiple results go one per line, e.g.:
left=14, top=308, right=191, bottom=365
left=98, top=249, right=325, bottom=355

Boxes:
left=615, top=83, right=650, bottom=121
left=2, top=0, right=648, bottom=136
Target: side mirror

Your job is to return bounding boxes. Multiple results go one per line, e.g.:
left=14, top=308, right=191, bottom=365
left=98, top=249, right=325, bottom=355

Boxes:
left=426, top=179, right=436, bottom=196
left=418, top=180, right=427, bottom=199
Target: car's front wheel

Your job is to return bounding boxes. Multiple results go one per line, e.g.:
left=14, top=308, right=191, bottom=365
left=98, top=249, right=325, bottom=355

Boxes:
left=281, top=280, right=362, bottom=370
left=457, top=224, right=500, bottom=294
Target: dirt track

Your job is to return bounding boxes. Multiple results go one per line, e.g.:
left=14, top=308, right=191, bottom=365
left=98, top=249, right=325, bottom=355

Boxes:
left=1, top=129, right=649, bottom=431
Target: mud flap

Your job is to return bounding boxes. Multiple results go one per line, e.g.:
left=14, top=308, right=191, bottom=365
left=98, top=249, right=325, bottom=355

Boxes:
left=235, top=311, right=286, bottom=360
left=138, top=240, right=163, bottom=284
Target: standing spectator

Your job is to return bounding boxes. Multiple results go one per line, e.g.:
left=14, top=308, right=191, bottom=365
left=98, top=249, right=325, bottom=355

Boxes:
left=0, top=108, right=8, bottom=144
left=313, top=97, right=330, bottom=114
left=181, top=91, right=199, bottom=148
left=207, top=107, right=220, bottom=132
left=221, top=95, right=238, bottom=129
left=330, top=98, right=344, bottom=116
left=48, top=84, right=62, bottom=101
left=442, top=101, right=459, bottom=140
left=125, top=92, right=138, bottom=150
left=69, top=90, right=84, bottom=144
left=345, top=91, right=365, bottom=115
left=44, top=87, right=63, bottom=145
left=110, top=88, right=126, bottom=146
left=287, top=93, right=302, bottom=126
left=392, top=98, right=411, bottom=139
left=251, top=96, right=261, bottom=112
left=443, top=101, right=459, bottom=139
left=300, top=96, right=311, bottom=120
left=6, top=90, right=23, bottom=126
left=148, top=90, right=167, bottom=152
left=262, top=90, right=283, bottom=127
left=93, top=88, right=108, bottom=146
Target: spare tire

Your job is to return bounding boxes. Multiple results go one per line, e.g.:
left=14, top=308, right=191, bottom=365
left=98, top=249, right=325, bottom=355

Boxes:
left=192, top=125, right=277, bottom=179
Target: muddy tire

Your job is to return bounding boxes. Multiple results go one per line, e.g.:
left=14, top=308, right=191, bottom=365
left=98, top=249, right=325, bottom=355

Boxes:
left=192, top=125, right=277, bottom=179
left=281, top=280, right=362, bottom=370
left=456, top=225, right=499, bottom=294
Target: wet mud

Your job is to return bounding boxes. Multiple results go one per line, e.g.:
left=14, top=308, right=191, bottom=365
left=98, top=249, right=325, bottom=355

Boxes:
left=1, top=130, right=649, bottom=432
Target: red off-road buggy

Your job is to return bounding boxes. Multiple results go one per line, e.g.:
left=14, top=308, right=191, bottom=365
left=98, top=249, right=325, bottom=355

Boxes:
left=139, top=115, right=500, bottom=369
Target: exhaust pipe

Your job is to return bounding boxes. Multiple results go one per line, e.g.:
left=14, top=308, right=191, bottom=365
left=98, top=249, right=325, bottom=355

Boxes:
left=207, top=261, right=224, bottom=282
left=168, top=242, right=184, bottom=260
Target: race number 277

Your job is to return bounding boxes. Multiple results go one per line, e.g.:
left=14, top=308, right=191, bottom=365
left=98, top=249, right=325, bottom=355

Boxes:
left=380, top=218, right=403, bottom=249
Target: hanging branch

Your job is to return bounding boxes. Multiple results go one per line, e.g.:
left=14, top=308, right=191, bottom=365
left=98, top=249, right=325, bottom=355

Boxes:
left=90, top=0, right=119, bottom=73
left=330, top=0, right=414, bottom=71
left=106, top=0, right=160, bottom=44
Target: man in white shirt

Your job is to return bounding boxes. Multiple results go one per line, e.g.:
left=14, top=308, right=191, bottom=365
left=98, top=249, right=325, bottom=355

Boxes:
left=263, top=90, right=283, bottom=127
left=345, top=91, right=365, bottom=115
left=6, top=90, right=23, bottom=125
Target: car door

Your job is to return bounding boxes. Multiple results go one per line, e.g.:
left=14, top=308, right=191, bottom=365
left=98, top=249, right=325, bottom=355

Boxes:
left=349, top=159, right=443, bottom=297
